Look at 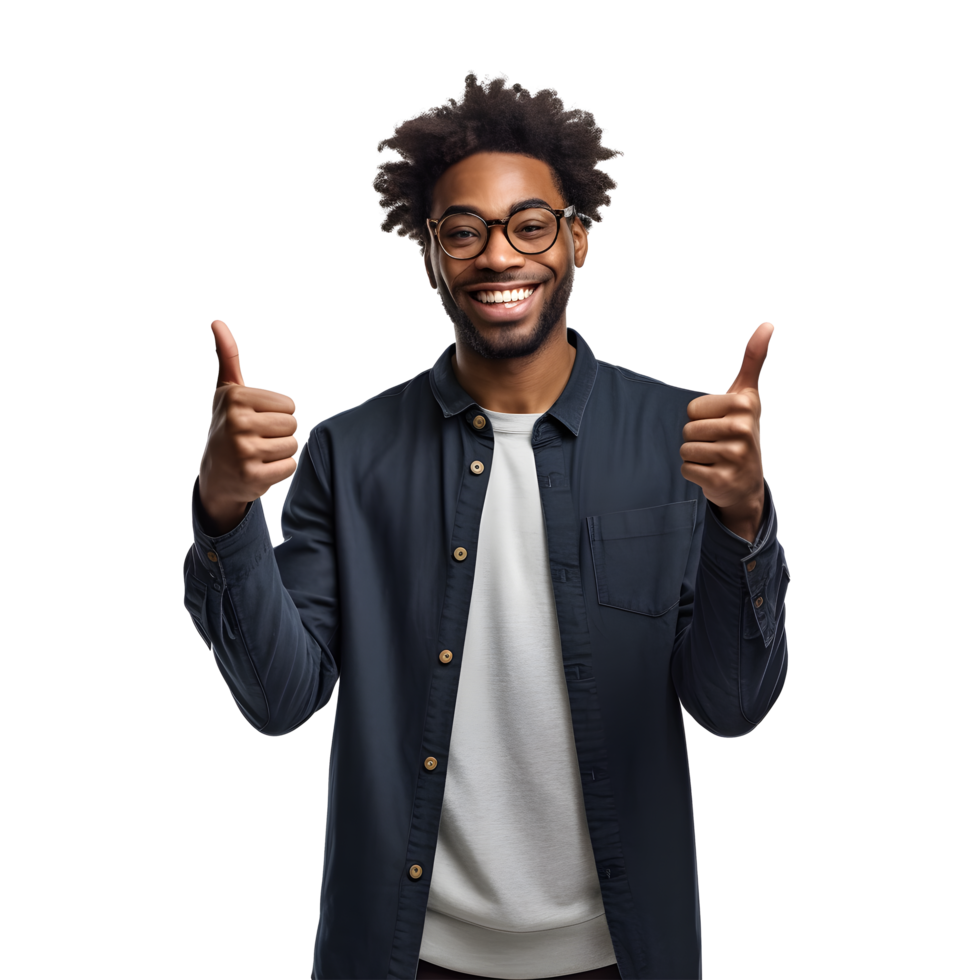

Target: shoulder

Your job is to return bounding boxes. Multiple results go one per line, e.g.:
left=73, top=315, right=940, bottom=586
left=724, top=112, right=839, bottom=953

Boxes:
left=594, top=359, right=704, bottom=415
left=310, top=368, right=442, bottom=441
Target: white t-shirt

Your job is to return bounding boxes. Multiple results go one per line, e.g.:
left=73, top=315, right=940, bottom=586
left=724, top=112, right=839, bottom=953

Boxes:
left=419, top=410, right=617, bottom=979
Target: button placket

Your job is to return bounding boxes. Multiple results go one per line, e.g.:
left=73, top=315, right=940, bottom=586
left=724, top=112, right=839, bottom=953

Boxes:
left=391, top=410, right=495, bottom=964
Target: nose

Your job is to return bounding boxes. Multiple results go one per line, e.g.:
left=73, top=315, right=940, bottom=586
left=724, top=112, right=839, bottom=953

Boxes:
left=474, top=225, right=525, bottom=273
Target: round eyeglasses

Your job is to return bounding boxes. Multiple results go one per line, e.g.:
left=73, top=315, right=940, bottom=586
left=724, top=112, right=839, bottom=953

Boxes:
left=428, top=205, right=577, bottom=260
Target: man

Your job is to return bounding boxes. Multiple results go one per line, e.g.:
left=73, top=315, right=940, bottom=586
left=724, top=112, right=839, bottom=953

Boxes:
left=184, top=75, right=789, bottom=980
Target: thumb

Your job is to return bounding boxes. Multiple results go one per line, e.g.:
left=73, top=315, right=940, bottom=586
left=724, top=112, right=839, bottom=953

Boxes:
left=728, top=322, right=774, bottom=393
left=212, top=319, right=244, bottom=387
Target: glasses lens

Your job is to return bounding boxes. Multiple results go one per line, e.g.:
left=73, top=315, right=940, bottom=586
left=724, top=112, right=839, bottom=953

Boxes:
left=436, top=209, right=562, bottom=257
left=438, top=214, right=488, bottom=258
left=506, top=208, right=559, bottom=254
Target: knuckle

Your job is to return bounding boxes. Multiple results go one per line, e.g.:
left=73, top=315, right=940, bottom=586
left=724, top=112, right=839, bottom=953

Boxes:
left=227, top=405, right=250, bottom=429
left=232, top=433, right=253, bottom=458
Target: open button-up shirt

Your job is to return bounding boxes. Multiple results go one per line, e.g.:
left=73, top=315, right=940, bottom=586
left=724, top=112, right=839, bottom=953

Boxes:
left=183, top=331, right=789, bottom=980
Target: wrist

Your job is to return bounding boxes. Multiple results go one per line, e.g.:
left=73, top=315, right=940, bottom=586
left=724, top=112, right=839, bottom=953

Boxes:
left=198, top=487, right=248, bottom=536
left=717, top=490, right=765, bottom=543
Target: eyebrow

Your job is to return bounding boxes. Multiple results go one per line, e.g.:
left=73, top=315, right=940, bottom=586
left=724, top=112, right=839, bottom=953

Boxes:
left=436, top=197, right=554, bottom=221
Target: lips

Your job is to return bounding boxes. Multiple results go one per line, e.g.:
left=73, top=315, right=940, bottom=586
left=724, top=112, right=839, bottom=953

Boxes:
left=461, top=282, right=543, bottom=319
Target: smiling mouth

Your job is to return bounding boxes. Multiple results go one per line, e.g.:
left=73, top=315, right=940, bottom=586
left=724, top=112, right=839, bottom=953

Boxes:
left=471, top=286, right=537, bottom=309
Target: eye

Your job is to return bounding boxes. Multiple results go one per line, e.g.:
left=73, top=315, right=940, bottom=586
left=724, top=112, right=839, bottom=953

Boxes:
left=510, top=209, right=556, bottom=240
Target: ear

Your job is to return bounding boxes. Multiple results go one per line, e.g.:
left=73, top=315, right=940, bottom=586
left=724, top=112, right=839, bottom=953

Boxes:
left=423, top=236, right=438, bottom=289
left=571, top=216, right=589, bottom=269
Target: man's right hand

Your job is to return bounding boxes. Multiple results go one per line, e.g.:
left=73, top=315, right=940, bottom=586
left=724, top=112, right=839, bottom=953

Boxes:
left=198, top=320, right=298, bottom=535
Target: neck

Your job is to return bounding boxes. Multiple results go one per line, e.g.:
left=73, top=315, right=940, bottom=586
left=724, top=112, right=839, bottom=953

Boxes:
left=452, top=321, right=577, bottom=414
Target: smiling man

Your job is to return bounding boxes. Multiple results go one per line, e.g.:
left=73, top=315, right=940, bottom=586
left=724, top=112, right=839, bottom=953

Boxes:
left=425, top=153, right=589, bottom=384
left=184, top=76, right=789, bottom=980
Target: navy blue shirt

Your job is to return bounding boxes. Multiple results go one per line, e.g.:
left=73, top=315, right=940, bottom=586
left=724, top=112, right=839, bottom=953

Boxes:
left=183, top=331, right=789, bottom=979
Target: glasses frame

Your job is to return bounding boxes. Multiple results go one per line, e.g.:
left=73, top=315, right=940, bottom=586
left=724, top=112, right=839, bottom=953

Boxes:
left=428, top=204, right=577, bottom=260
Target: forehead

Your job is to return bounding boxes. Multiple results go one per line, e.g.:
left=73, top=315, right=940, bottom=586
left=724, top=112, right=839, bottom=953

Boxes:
left=430, top=152, right=564, bottom=217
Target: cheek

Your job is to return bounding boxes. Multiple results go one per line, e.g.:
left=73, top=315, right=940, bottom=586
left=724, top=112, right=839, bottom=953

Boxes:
left=440, top=260, right=476, bottom=295
left=436, top=262, right=466, bottom=303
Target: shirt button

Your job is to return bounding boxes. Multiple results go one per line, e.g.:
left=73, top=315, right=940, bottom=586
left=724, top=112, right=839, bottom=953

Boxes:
left=746, top=560, right=757, bottom=572
left=207, top=551, right=218, bottom=562
left=424, top=756, right=438, bottom=770
left=439, top=650, right=454, bottom=664
left=453, top=547, right=468, bottom=561
left=472, top=415, right=487, bottom=430
left=409, top=864, right=423, bottom=880
left=469, top=460, right=485, bottom=475
left=754, top=595, right=764, bottom=608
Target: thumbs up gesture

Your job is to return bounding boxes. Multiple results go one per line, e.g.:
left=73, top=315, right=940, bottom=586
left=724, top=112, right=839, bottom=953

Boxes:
left=198, top=320, right=298, bottom=535
left=680, top=323, right=773, bottom=542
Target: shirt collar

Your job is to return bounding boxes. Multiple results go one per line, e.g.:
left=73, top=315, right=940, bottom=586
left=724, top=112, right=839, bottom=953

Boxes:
left=428, top=329, right=598, bottom=437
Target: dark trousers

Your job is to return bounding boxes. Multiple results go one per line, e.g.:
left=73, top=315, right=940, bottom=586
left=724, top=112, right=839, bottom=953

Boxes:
left=416, top=959, right=621, bottom=979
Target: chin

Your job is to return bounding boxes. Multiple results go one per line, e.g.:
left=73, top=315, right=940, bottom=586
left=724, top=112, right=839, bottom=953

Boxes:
left=442, top=269, right=575, bottom=362
left=458, top=314, right=559, bottom=361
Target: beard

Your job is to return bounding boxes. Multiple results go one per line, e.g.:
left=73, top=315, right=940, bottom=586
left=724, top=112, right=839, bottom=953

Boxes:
left=438, top=264, right=575, bottom=360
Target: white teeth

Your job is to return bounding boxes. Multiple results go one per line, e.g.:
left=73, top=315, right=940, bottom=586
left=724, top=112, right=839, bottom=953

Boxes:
left=475, top=286, right=536, bottom=303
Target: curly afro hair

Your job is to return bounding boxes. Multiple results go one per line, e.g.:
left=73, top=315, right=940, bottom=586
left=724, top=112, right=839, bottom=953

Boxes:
left=374, top=75, right=620, bottom=252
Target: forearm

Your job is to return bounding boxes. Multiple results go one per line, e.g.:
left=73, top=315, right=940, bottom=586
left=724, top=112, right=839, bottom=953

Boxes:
left=671, top=484, right=789, bottom=737
left=184, top=483, right=338, bottom=735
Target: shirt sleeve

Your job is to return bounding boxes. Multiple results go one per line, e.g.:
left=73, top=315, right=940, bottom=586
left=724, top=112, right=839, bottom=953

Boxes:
left=181, top=434, right=340, bottom=735
left=670, top=481, right=790, bottom=737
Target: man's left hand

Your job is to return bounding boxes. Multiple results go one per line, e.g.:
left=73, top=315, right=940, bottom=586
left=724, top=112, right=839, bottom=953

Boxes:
left=680, top=322, right=773, bottom=542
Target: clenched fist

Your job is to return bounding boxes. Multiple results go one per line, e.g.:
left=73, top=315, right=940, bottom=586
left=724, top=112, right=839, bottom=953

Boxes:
left=680, top=322, right=773, bottom=542
left=198, top=320, right=298, bottom=535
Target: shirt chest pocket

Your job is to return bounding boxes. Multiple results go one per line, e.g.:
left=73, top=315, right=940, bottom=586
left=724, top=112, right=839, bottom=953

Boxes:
left=587, top=499, right=697, bottom=618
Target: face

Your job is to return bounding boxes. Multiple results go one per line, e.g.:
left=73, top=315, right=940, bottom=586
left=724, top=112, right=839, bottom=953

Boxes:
left=424, top=152, right=589, bottom=360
